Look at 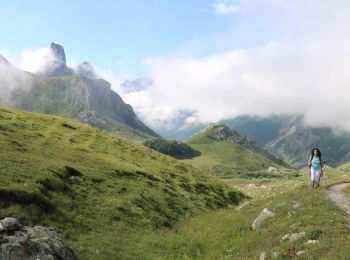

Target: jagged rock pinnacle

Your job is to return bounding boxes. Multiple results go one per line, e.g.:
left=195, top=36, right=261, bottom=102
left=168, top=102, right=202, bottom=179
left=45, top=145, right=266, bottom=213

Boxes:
left=41, top=42, right=73, bottom=76
left=50, top=42, right=67, bottom=64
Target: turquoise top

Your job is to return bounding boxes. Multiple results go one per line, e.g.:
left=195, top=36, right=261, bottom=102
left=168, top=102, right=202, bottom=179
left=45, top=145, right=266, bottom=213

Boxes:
left=310, top=156, right=322, bottom=170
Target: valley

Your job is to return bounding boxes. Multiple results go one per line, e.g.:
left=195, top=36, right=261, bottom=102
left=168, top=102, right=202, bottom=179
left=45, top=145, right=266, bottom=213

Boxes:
left=2, top=2, right=350, bottom=259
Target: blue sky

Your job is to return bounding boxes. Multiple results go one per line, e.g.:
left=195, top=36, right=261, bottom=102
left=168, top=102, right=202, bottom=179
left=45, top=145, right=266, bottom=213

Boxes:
left=0, top=0, right=283, bottom=79
left=3, top=0, right=350, bottom=132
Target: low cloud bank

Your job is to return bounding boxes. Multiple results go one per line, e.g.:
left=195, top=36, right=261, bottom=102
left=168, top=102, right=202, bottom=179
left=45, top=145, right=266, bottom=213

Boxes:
left=123, top=0, right=350, bottom=132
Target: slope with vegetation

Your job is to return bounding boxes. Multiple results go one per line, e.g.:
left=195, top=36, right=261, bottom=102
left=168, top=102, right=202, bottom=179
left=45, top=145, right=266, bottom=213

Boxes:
left=0, top=106, right=244, bottom=259
left=184, top=124, right=293, bottom=178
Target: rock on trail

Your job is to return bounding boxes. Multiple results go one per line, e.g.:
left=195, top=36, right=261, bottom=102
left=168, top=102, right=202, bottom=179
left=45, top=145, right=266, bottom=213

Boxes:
left=251, top=208, right=275, bottom=230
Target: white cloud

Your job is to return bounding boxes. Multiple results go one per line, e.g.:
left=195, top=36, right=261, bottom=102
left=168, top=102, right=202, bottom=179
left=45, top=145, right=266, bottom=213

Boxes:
left=20, top=47, right=55, bottom=73
left=213, top=1, right=243, bottom=15
left=15, top=45, right=124, bottom=93
left=125, top=0, right=350, bottom=132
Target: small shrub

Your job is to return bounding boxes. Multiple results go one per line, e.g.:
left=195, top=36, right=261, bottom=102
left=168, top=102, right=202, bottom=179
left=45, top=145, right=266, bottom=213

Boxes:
left=309, top=229, right=323, bottom=240
left=143, top=138, right=201, bottom=159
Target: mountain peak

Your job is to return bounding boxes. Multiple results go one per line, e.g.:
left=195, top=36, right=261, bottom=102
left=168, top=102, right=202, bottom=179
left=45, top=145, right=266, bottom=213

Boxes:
left=203, top=123, right=240, bottom=141
left=76, top=61, right=98, bottom=79
left=41, top=42, right=73, bottom=76
left=121, top=77, right=153, bottom=93
left=50, top=42, right=66, bottom=64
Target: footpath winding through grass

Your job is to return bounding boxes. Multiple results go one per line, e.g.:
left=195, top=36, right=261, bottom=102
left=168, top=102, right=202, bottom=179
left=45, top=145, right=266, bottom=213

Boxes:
left=133, top=168, right=350, bottom=259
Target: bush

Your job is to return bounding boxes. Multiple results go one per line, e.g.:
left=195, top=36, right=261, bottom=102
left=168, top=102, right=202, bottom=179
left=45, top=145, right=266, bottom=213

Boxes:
left=144, top=138, right=201, bottom=159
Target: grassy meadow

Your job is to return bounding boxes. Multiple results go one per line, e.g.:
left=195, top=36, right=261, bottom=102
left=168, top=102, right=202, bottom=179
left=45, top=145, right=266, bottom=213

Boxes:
left=1, top=106, right=350, bottom=259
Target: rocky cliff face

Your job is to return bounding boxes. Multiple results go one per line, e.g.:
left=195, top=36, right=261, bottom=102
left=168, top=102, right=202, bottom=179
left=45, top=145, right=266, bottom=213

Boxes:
left=0, top=43, right=158, bottom=138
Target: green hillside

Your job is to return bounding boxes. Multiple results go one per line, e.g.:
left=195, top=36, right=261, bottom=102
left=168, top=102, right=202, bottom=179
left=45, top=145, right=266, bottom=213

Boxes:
left=0, top=106, right=244, bottom=259
left=9, top=74, right=156, bottom=142
left=184, top=124, right=293, bottom=178
left=337, top=161, right=350, bottom=172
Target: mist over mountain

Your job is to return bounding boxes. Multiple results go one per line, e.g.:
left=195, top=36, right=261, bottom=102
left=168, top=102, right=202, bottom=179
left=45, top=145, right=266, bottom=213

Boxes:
left=142, top=109, right=207, bottom=141
left=0, top=43, right=158, bottom=139
left=222, top=115, right=350, bottom=168
left=120, top=78, right=208, bottom=140
left=75, top=61, right=98, bottom=79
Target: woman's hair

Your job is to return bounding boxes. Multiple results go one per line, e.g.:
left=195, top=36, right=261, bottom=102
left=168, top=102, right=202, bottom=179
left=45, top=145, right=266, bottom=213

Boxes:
left=311, top=148, right=322, bottom=159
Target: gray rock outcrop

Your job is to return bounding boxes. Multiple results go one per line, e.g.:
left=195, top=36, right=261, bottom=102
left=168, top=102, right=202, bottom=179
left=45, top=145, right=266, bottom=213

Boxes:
left=0, top=218, right=76, bottom=260
left=281, top=231, right=306, bottom=241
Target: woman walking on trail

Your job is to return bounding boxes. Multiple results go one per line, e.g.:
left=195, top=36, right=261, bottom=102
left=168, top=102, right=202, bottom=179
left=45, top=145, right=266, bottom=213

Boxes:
left=308, top=148, right=325, bottom=189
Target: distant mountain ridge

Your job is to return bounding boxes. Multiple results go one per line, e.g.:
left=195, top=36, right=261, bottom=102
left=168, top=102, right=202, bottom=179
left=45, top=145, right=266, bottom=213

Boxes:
left=0, top=42, right=158, bottom=140
left=222, top=115, right=350, bottom=168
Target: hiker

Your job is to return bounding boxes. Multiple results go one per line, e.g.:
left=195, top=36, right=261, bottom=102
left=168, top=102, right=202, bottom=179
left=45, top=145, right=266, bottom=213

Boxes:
left=308, top=148, right=325, bottom=189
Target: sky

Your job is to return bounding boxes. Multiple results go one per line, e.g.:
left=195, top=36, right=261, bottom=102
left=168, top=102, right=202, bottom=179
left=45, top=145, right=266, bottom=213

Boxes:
left=1, top=0, right=255, bottom=78
left=2, top=0, right=350, bottom=131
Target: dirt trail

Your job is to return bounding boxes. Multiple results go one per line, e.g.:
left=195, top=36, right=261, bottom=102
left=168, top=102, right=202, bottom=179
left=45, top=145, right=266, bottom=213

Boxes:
left=326, top=183, right=350, bottom=228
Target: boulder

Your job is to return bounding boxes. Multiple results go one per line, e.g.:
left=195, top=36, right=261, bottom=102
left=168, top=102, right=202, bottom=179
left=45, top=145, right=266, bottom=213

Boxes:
left=0, top=217, right=21, bottom=231
left=290, top=231, right=306, bottom=241
left=0, top=224, right=76, bottom=260
left=306, top=239, right=319, bottom=244
left=281, top=231, right=306, bottom=242
left=296, top=250, right=307, bottom=256
left=267, top=167, right=278, bottom=173
left=251, top=208, right=275, bottom=230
